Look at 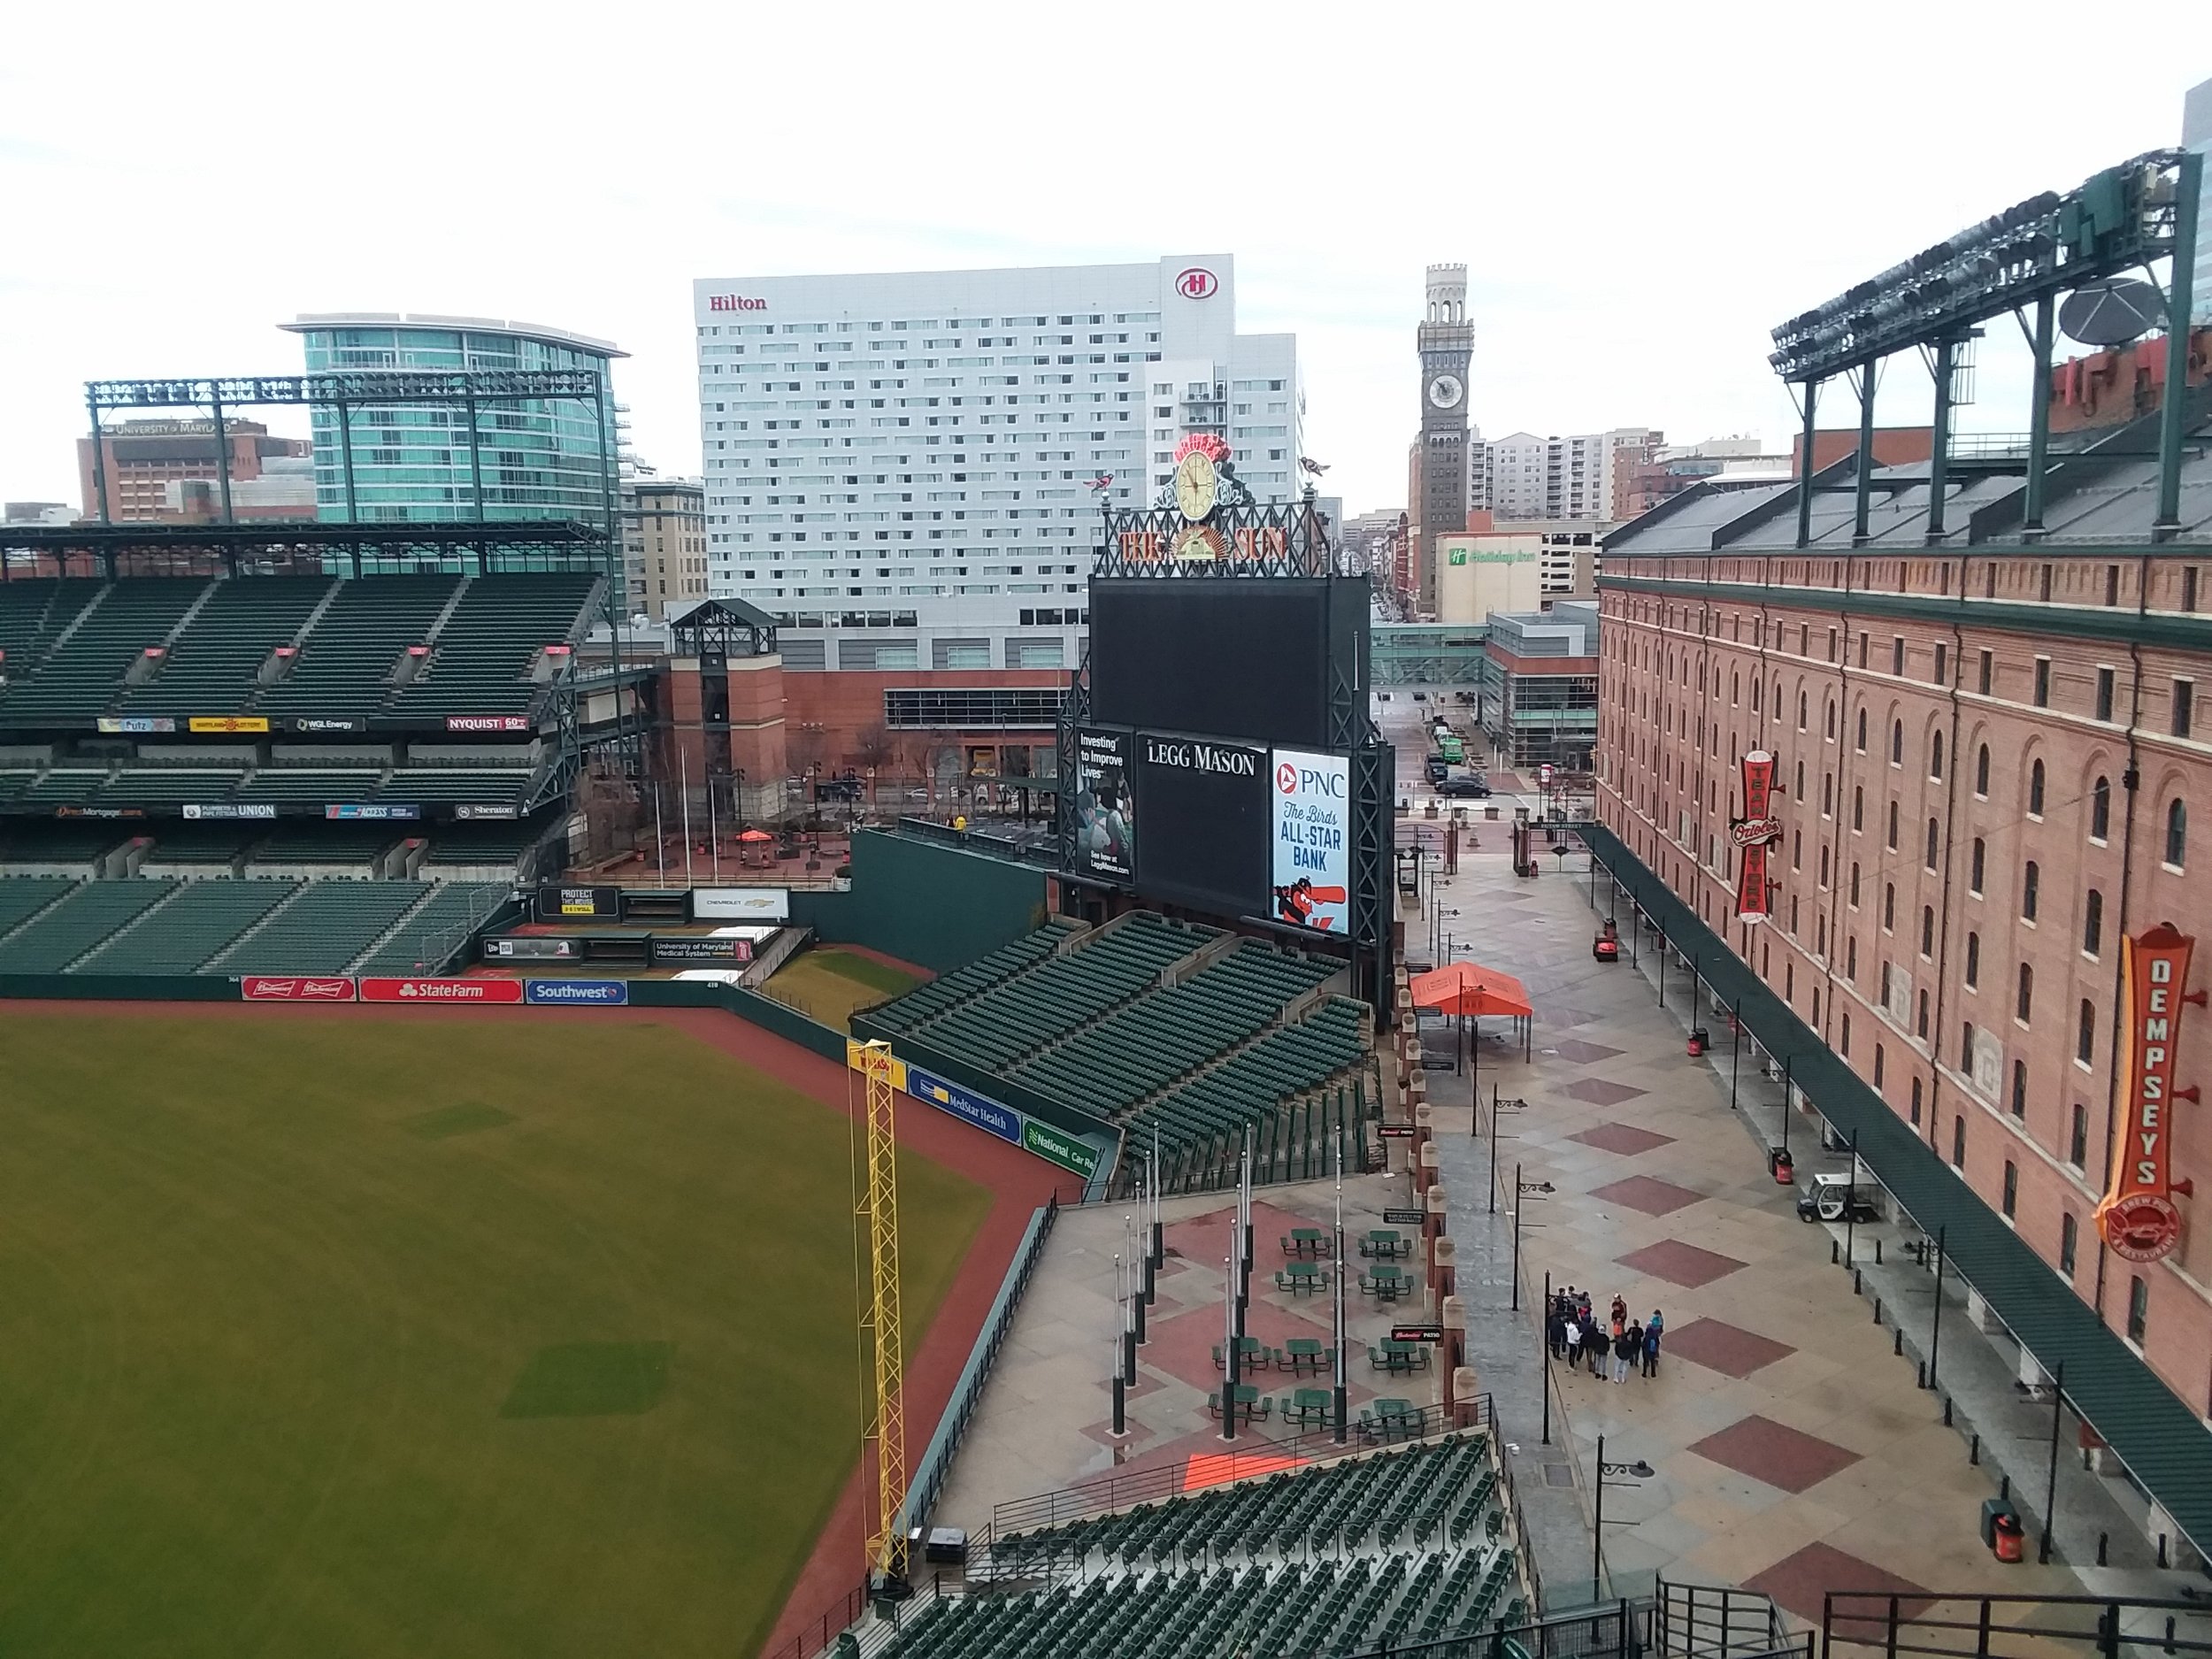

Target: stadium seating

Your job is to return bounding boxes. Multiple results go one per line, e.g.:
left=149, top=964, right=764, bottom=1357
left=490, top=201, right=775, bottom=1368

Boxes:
left=351, top=881, right=511, bottom=973
left=0, top=579, right=109, bottom=685
left=0, top=818, right=134, bottom=866
left=864, top=918, right=1083, bottom=1033
left=0, top=875, right=77, bottom=935
left=422, top=817, right=551, bottom=869
left=380, top=764, right=536, bottom=806
left=387, top=574, right=603, bottom=716
left=72, top=879, right=302, bottom=974
left=253, top=821, right=408, bottom=864
left=140, top=820, right=264, bottom=867
left=211, top=879, right=431, bottom=975
left=907, top=1438, right=1519, bottom=1659
left=0, top=579, right=211, bottom=723
left=1129, top=997, right=1369, bottom=1177
left=254, top=576, right=462, bottom=719
left=102, top=766, right=249, bottom=807
left=119, top=577, right=334, bottom=718
left=232, top=764, right=388, bottom=807
left=0, top=879, right=179, bottom=972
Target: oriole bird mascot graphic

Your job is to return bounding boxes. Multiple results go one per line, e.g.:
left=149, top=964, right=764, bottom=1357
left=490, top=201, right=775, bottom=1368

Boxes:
left=1273, top=876, right=1346, bottom=929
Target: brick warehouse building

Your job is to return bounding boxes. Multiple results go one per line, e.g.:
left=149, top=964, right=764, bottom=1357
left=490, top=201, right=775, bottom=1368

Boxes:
left=1592, top=402, right=2212, bottom=1472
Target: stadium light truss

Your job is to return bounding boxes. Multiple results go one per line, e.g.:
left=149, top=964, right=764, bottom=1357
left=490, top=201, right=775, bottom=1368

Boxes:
left=1768, top=149, right=2192, bottom=383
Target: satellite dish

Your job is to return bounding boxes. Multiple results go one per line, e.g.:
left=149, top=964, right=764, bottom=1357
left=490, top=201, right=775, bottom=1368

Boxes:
left=2059, top=279, right=2165, bottom=347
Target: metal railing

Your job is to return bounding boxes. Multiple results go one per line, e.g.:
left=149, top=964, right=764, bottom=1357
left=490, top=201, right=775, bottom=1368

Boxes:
left=1657, top=1581, right=1802, bottom=1657
left=1821, top=1591, right=2212, bottom=1659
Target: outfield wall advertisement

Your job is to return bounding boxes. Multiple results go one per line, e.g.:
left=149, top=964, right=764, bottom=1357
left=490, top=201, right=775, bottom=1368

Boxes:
left=844, top=1041, right=1103, bottom=1179
left=1270, top=749, right=1350, bottom=933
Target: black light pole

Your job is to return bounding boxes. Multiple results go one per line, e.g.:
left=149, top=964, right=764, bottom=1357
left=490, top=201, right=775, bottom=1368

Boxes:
left=1333, top=1143, right=1348, bottom=1446
left=1927, top=1225, right=1947, bottom=1390
left=1511, top=1162, right=1525, bottom=1313
left=1593, top=1437, right=1655, bottom=1593
left=1842, top=1130, right=1861, bottom=1269
left=2039, top=1360, right=2067, bottom=1564
left=1541, top=1269, right=1554, bottom=1446
left=1729, top=999, right=1743, bottom=1112
left=1780, top=1054, right=1794, bottom=1158
left=1487, top=1086, right=1499, bottom=1215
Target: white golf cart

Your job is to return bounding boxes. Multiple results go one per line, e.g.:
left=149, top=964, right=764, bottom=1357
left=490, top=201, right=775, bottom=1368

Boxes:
left=1795, top=1169, right=1883, bottom=1225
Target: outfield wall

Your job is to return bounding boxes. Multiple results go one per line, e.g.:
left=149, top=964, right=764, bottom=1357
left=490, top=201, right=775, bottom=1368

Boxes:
left=792, top=830, right=1048, bottom=974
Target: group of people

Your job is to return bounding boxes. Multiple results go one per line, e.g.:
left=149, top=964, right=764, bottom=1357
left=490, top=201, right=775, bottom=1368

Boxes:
left=1548, top=1288, right=1662, bottom=1382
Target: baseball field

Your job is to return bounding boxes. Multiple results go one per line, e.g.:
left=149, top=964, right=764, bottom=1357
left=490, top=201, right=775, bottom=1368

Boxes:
left=0, top=1010, right=991, bottom=1658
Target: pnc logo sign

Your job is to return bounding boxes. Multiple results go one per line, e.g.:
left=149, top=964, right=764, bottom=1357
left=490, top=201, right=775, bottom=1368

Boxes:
left=709, top=295, right=768, bottom=312
left=1175, top=266, right=1219, bottom=300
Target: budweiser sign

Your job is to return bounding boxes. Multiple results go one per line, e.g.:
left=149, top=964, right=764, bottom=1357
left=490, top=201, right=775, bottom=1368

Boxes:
left=1732, top=751, right=1782, bottom=923
left=241, top=976, right=357, bottom=1002
left=2095, top=924, right=2199, bottom=1263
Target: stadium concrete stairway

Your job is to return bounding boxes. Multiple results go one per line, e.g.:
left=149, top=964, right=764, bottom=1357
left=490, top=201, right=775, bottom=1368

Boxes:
left=889, top=1436, right=1524, bottom=1659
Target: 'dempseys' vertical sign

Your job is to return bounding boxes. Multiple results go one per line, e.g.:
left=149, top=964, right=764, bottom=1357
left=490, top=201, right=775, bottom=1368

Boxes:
left=2096, top=924, right=2197, bottom=1263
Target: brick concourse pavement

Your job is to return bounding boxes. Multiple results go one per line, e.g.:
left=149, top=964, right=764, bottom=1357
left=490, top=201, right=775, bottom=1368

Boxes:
left=1413, top=844, right=2100, bottom=1632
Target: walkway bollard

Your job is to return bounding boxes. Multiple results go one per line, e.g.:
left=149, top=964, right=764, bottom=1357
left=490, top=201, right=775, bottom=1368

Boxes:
left=1970, top=1433, right=1979, bottom=1464
left=1893, top=1326, right=1903, bottom=1355
left=1875, top=1239, right=1884, bottom=1265
left=1854, top=1268, right=1863, bottom=1296
left=2000, top=1475, right=2009, bottom=1501
left=1831, top=1239, right=1839, bottom=1265
left=1943, top=1396, right=1954, bottom=1427
left=1872, top=1296, right=1882, bottom=1324
left=2099, top=1532, right=2109, bottom=1567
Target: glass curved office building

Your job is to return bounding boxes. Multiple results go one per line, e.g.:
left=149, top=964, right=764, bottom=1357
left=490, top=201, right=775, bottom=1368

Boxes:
left=281, top=313, right=624, bottom=525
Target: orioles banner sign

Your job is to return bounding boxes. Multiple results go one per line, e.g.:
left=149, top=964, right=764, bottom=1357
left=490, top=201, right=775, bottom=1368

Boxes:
left=2095, top=924, right=2198, bottom=1263
left=1731, top=751, right=1782, bottom=923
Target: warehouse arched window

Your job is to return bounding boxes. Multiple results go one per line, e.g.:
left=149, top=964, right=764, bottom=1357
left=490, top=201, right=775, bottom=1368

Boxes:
left=2078, top=999, right=2096, bottom=1064
left=1891, top=719, right=1904, bottom=764
left=2029, top=758, right=2047, bottom=817
left=2083, top=888, right=2103, bottom=956
left=1926, top=817, right=1939, bottom=871
left=2023, top=860, right=2040, bottom=921
left=2168, top=798, right=2188, bottom=869
left=1976, top=744, right=1990, bottom=796
left=2016, top=963, right=2034, bottom=1024
left=1856, top=708, right=1868, bottom=750
left=2090, top=775, right=2110, bottom=841
left=1931, top=731, right=1945, bottom=779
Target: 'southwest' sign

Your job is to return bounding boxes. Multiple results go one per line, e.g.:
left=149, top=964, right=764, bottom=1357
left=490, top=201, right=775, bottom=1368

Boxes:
left=2096, top=924, right=2199, bottom=1263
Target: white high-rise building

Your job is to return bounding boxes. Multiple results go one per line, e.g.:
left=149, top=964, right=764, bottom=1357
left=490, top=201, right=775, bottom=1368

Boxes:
left=1480, top=426, right=1660, bottom=521
left=691, top=257, right=1301, bottom=672
left=2185, top=77, right=2212, bottom=324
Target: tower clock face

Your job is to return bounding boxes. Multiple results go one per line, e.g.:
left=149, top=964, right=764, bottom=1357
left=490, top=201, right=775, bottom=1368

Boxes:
left=1428, top=373, right=1464, bottom=411
left=1174, top=451, right=1217, bottom=520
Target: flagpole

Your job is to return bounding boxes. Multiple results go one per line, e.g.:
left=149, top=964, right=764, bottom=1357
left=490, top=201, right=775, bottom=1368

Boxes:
left=680, top=750, right=694, bottom=887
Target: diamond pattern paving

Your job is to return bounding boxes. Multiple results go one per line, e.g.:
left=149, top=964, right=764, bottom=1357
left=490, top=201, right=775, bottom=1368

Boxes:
left=1562, top=1078, right=1647, bottom=1106
left=1663, top=1317, right=1796, bottom=1379
left=1689, top=1415, right=1862, bottom=1494
left=1571, top=1123, right=1676, bottom=1156
left=1746, top=1541, right=1932, bottom=1624
left=1615, top=1239, right=1747, bottom=1288
left=1549, top=1037, right=1625, bottom=1064
left=1590, top=1175, right=1706, bottom=1216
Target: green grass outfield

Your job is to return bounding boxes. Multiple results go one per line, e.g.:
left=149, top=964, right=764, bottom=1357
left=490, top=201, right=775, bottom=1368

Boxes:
left=0, top=1012, right=988, bottom=1658
left=762, top=949, right=924, bottom=1032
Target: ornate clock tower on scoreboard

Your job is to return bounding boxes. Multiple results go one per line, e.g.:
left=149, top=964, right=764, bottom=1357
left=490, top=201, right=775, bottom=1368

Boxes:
left=1414, top=264, right=1474, bottom=616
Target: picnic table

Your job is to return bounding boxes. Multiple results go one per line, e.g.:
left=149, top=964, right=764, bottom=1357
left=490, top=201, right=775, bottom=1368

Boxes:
left=1212, top=1335, right=1269, bottom=1371
left=1209, top=1383, right=1269, bottom=1423
left=1367, top=1339, right=1432, bottom=1374
left=1276, top=1337, right=1333, bottom=1377
left=1278, top=1386, right=1333, bottom=1426
left=1281, top=1226, right=1333, bottom=1259
left=1359, top=1263, right=1411, bottom=1302
left=1274, top=1261, right=1328, bottom=1294
left=1361, top=1396, right=1422, bottom=1442
left=1359, top=1229, right=1411, bottom=1260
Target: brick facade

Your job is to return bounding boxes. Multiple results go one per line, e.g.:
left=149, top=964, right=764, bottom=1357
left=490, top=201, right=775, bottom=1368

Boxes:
left=1599, top=548, right=2212, bottom=1417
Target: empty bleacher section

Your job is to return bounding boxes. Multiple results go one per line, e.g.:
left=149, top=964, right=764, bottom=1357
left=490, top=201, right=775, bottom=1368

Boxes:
left=252, top=577, right=460, bottom=720
left=352, top=882, right=511, bottom=974
left=388, top=574, right=601, bottom=716
left=422, top=817, right=554, bottom=871
left=0, top=876, right=75, bottom=935
left=0, top=878, right=179, bottom=972
left=73, top=879, right=301, bottom=974
left=139, top=820, right=265, bottom=868
left=0, top=580, right=105, bottom=674
left=0, top=579, right=210, bottom=723
left=856, top=913, right=1372, bottom=1194
left=895, top=1437, right=1523, bottom=1659
left=0, top=818, right=132, bottom=868
left=232, top=762, right=387, bottom=806
left=117, top=577, right=334, bottom=718
left=211, top=880, right=431, bottom=975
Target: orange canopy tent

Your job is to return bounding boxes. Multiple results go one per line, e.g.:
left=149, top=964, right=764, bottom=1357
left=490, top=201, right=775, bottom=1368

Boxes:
left=1408, top=961, right=1533, bottom=1019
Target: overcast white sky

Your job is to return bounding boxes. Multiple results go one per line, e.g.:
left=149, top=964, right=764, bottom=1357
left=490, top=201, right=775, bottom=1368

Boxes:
left=2, top=4, right=2204, bottom=518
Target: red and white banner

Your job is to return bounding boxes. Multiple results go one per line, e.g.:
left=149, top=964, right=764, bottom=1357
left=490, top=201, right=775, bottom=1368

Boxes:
left=357, top=977, right=526, bottom=1005
left=1732, top=750, right=1782, bottom=924
left=241, top=976, right=357, bottom=1002
left=2097, top=925, right=2197, bottom=1263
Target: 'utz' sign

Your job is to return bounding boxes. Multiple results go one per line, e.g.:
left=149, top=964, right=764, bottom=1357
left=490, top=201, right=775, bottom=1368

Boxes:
left=2096, top=924, right=2199, bottom=1263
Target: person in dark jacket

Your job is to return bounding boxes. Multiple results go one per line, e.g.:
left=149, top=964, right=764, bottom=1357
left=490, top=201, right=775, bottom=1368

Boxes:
left=1624, top=1321, right=1645, bottom=1381
left=1586, top=1317, right=1607, bottom=1377
left=1612, top=1323, right=1637, bottom=1383
left=1642, top=1318, right=1662, bottom=1378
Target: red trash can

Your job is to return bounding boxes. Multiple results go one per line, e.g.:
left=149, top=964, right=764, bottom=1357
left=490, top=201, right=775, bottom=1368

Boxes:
left=1993, top=1514, right=2024, bottom=1563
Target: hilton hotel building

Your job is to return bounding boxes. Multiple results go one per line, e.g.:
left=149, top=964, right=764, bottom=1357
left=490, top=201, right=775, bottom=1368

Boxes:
left=691, top=257, right=1301, bottom=673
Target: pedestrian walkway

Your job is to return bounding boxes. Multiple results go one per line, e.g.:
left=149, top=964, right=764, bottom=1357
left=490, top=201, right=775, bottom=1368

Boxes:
left=1405, top=843, right=2185, bottom=1635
